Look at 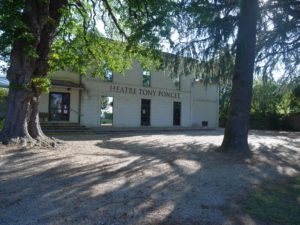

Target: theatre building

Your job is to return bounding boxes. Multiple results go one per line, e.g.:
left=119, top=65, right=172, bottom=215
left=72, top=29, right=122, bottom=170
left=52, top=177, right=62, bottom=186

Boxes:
left=39, top=60, right=219, bottom=128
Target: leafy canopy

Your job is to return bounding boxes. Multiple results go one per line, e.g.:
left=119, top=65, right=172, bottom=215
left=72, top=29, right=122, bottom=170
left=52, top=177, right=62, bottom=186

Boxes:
left=0, top=0, right=176, bottom=79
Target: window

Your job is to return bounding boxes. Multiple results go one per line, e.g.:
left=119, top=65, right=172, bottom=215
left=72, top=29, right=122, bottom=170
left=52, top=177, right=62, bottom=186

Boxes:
left=49, top=92, right=70, bottom=121
left=141, top=99, right=151, bottom=126
left=142, top=69, right=151, bottom=87
left=173, top=75, right=180, bottom=90
left=173, top=102, right=181, bottom=126
left=104, top=69, right=113, bottom=82
left=100, top=96, right=113, bottom=126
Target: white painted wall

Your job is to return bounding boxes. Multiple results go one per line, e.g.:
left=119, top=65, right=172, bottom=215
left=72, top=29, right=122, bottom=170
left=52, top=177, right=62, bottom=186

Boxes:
left=191, top=82, right=219, bottom=128
left=113, top=95, right=140, bottom=127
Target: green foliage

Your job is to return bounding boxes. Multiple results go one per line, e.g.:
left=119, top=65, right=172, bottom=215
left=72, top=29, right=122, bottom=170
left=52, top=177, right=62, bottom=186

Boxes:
left=100, top=97, right=109, bottom=110
left=256, top=0, right=300, bottom=80
left=0, top=88, right=7, bottom=123
left=103, top=112, right=113, bottom=120
left=250, top=80, right=300, bottom=130
left=157, top=0, right=300, bottom=83
left=1, top=0, right=168, bottom=81
left=0, top=0, right=25, bottom=61
left=251, top=80, right=282, bottom=115
left=251, top=80, right=300, bottom=116
left=50, top=32, right=161, bottom=78
left=289, top=85, right=300, bottom=114
left=219, top=79, right=300, bottom=130
left=0, top=118, right=4, bottom=130
left=293, top=85, right=300, bottom=99
left=0, top=88, right=8, bottom=98
left=48, top=12, right=163, bottom=78
left=31, top=77, right=51, bottom=93
left=219, top=84, right=231, bottom=126
left=8, top=77, right=51, bottom=93
left=241, top=177, right=300, bottom=225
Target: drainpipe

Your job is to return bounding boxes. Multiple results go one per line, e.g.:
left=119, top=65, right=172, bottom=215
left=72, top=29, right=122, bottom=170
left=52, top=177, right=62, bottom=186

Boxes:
left=78, top=75, right=82, bottom=124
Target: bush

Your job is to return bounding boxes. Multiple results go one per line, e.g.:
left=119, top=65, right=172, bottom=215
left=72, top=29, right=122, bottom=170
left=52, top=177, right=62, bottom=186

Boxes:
left=0, top=88, right=8, bottom=120
left=104, top=112, right=113, bottom=120
left=0, top=119, right=4, bottom=130
left=0, top=88, right=8, bottom=98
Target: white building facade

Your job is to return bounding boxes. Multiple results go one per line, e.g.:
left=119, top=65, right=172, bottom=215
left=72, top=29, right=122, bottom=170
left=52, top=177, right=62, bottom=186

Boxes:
left=39, top=60, right=219, bottom=128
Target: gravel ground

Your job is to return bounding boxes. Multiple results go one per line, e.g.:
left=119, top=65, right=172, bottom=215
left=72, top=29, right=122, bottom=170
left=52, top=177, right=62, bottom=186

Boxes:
left=0, top=129, right=299, bottom=225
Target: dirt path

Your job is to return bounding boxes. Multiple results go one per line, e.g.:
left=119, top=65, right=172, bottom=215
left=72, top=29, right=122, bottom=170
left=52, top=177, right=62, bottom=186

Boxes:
left=0, top=129, right=299, bottom=225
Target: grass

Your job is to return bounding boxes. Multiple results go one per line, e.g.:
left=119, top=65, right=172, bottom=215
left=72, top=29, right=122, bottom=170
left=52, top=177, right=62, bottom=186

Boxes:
left=241, top=176, right=300, bottom=225
left=100, top=119, right=113, bottom=125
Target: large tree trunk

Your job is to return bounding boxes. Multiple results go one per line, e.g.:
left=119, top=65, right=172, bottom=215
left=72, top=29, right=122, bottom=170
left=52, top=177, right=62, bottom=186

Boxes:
left=2, top=89, right=32, bottom=144
left=1, top=0, right=67, bottom=145
left=28, top=96, right=47, bottom=140
left=220, top=0, right=259, bottom=153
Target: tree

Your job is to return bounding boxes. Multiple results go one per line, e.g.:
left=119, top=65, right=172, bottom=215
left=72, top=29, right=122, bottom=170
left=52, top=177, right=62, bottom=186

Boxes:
left=169, top=0, right=258, bottom=152
left=169, top=0, right=299, bottom=153
left=256, top=0, right=300, bottom=81
left=220, top=0, right=259, bottom=153
left=1, top=0, right=69, bottom=145
left=100, top=97, right=109, bottom=110
left=0, top=0, right=171, bottom=145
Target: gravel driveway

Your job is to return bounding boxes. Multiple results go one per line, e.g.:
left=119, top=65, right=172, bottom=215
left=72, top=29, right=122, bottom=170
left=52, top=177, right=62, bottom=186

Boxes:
left=0, top=129, right=299, bottom=225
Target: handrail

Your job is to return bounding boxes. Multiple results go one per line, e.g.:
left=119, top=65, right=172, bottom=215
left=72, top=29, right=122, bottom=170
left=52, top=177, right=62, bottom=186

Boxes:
left=70, top=107, right=83, bottom=116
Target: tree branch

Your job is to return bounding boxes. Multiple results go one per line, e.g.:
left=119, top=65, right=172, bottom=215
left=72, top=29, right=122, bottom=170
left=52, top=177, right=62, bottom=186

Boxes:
left=102, top=0, right=128, bottom=39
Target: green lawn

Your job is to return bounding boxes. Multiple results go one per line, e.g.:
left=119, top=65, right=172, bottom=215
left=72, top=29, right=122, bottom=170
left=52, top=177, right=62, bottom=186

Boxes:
left=241, top=176, right=300, bottom=225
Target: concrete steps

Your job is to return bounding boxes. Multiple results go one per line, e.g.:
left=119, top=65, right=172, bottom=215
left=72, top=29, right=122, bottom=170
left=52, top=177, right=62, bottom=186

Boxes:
left=41, top=122, right=95, bottom=135
left=41, top=122, right=215, bottom=136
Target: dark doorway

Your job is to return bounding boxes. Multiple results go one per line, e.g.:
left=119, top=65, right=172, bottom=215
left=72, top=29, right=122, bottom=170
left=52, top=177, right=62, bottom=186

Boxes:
left=49, top=92, right=70, bottom=121
left=173, top=101, right=181, bottom=126
left=141, top=99, right=151, bottom=126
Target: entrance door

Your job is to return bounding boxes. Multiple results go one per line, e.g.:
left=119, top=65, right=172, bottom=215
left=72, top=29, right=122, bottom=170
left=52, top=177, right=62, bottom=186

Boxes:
left=141, top=99, right=151, bottom=126
left=49, top=92, right=70, bottom=121
left=173, top=101, right=181, bottom=126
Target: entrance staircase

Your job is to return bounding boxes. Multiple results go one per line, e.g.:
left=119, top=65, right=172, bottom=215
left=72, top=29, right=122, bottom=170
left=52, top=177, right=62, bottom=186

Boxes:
left=41, top=122, right=94, bottom=135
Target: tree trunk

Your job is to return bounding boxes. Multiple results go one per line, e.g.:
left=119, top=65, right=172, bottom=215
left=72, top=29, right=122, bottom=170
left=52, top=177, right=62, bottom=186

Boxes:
left=220, top=0, right=259, bottom=153
left=2, top=89, right=32, bottom=144
left=1, top=0, right=67, bottom=145
left=28, top=96, right=47, bottom=140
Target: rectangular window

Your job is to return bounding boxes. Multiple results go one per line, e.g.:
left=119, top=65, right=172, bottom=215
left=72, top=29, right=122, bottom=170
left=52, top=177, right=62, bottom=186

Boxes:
left=141, top=99, right=151, bottom=126
left=142, top=69, right=151, bottom=87
left=173, top=75, right=180, bottom=90
left=100, top=96, right=113, bottom=126
left=49, top=92, right=70, bottom=121
left=173, top=101, right=181, bottom=126
left=104, top=69, right=113, bottom=82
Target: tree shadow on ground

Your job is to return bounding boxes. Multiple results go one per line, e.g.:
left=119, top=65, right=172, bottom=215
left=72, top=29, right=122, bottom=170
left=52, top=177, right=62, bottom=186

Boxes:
left=0, top=131, right=299, bottom=225
left=57, top=129, right=224, bottom=142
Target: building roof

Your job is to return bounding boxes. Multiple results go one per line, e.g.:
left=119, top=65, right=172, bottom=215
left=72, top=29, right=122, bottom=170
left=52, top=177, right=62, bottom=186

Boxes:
left=0, top=77, right=85, bottom=89
left=0, top=77, right=9, bottom=88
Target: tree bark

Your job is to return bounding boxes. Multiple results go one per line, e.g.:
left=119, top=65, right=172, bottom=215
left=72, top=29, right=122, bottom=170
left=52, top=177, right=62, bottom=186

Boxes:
left=1, top=0, right=67, bottom=145
left=28, top=96, right=46, bottom=140
left=220, top=0, right=259, bottom=153
left=2, top=89, right=32, bottom=144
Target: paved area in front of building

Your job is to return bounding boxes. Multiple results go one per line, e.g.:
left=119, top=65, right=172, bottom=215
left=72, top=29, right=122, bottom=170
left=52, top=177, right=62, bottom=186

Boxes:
left=0, top=130, right=299, bottom=225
